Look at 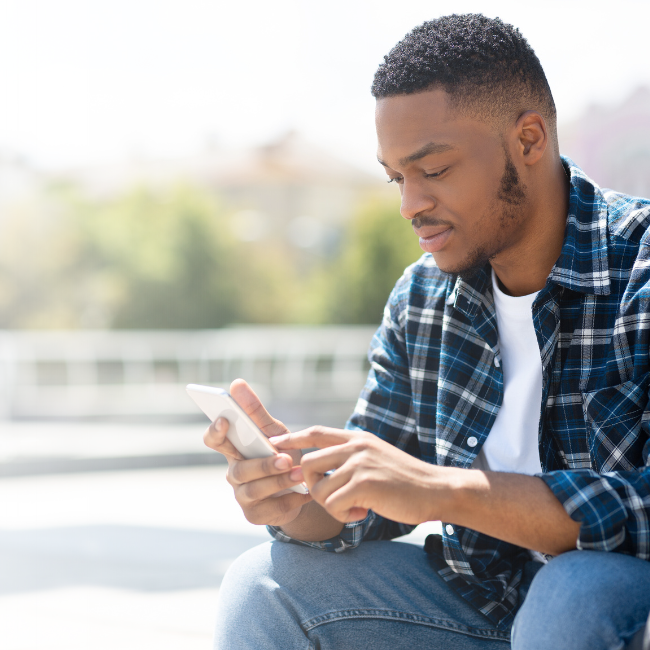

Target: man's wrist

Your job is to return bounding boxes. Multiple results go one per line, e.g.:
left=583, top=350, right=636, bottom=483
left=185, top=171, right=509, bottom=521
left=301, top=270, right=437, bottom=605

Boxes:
left=423, top=465, right=490, bottom=525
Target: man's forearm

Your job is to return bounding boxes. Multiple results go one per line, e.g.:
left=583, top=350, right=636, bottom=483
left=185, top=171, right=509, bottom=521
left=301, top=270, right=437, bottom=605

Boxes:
left=279, top=500, right=345, bottom=542
left=439, top=468, right=580, bottom=555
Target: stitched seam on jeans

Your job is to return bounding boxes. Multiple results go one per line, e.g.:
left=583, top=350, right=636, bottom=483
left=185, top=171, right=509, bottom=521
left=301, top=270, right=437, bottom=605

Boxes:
left=301, top=608, right=510, bottom=640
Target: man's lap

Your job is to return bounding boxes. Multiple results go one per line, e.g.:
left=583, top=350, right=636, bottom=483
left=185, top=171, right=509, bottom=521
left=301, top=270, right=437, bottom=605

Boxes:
left=214, top=539, right=650, bottom=650
left=214, top=539, right=510, bottom=649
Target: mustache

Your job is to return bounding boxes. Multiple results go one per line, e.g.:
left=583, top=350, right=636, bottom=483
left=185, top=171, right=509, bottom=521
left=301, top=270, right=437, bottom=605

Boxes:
left=411, top=215, right=453, bottom=230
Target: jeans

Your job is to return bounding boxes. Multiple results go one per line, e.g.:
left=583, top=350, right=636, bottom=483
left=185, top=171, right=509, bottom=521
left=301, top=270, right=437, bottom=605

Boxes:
left=213, top=539, right=650, bottom=649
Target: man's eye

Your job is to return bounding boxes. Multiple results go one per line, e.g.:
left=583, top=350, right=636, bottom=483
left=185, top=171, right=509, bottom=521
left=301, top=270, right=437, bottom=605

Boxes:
left=424, top=168, right=448, bottom=179
left=387, top=177, right=403, bottom=184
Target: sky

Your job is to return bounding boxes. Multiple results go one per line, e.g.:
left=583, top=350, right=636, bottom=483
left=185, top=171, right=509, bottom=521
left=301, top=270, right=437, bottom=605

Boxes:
left=0, top=0, right=649, bottom=174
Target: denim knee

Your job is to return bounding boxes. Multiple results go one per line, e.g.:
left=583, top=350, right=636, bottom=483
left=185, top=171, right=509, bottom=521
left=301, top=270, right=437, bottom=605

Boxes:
left=512, top=551, right=650, bottom=650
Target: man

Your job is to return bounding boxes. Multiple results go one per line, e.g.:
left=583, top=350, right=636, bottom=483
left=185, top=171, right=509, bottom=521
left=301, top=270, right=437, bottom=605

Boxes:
left=205, top=14, right=650, bottom=649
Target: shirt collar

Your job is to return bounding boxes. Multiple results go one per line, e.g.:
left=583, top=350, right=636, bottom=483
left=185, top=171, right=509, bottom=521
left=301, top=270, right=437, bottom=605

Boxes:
left=447, top=155, right=611, bottom=314
left=548, top=156, right=611, bottom=296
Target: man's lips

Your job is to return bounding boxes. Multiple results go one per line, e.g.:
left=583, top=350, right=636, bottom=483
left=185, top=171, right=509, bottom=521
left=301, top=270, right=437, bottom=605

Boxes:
left=415, top=226, right=453, bottom=253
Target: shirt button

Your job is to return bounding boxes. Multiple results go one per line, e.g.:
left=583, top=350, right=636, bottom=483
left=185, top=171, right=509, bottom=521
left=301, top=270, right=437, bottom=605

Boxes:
left=446, top=524, right=454, bottom=536
left=494, top=356, right=500, bottom=368
left=467, top=436, right=478, bottom=448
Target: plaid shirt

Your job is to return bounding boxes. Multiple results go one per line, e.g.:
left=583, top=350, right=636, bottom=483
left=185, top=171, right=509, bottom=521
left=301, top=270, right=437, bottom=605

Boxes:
left=269, top=157, right=650, bottom=630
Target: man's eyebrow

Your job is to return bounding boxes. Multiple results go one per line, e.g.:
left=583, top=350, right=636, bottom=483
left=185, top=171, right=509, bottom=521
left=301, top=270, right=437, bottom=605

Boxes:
left=399, top=142, right=455, bottom=166
left=377, top=142, right=455, bottom=169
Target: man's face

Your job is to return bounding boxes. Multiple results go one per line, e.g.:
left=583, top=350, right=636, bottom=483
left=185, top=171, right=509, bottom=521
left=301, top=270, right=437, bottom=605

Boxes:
left=376, top=88, right=529, bottom=276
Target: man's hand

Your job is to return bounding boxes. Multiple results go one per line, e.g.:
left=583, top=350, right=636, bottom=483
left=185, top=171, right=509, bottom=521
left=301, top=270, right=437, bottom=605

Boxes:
left=270, top=427, right=442, bottom=524
left=203, top=379, right=311, bottom=528
left=271, top=426, right=581, bottom=555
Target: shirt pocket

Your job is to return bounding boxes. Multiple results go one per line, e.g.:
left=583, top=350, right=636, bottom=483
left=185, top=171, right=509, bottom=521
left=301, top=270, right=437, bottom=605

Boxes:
left=581, top=372, right=650, bottom=472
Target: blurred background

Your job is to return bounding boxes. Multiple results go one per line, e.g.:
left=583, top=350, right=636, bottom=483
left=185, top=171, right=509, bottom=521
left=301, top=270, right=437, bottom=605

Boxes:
left=1, top=0, right=650, bottom=647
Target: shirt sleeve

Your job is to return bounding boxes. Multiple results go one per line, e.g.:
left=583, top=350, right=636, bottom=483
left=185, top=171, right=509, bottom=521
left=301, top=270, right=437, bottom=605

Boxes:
left=267, top=277, right=420, bottom=550
left=540, top=454, right=650, bottom=558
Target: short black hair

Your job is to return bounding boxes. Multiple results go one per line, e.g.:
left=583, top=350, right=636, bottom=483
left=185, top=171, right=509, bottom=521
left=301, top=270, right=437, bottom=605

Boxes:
left=372, top=14, right=556, bottom=137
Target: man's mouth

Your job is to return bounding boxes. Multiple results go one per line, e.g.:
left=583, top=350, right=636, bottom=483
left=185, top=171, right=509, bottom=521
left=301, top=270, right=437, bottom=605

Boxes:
left=415, top=226, right=453, bottom=253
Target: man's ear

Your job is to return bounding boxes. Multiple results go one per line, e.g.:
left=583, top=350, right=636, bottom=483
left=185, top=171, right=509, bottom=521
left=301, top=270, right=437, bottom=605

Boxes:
left=515, top=111, right=547, bottom=166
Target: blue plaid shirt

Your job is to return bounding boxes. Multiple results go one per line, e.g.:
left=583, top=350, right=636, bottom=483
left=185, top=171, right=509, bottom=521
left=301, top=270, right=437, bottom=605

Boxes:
left=269, top=158, right=650, bottom=629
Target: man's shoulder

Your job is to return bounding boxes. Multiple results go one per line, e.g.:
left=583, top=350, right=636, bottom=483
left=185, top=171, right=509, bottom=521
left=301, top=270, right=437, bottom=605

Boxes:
left=383, top=254, right=452, bottom=332
left=603, top=189, right=650, bottom=246
left=392, top=253, right=451, bottom=300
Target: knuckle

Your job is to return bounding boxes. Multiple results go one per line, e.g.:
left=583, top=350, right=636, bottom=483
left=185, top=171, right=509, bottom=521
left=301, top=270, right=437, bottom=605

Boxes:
left=262, top=455, right=277, bottom=475
left=239, top=481, right=255, bottom=503
left=276, top=495, right=293, bottom=515
left=306, top=425, right=323, bottom=437
left=234, top=483, right=254, bottom=508
left=228, top=461, right=244, bottom=484
left=277, top=472, right=295, bottom=489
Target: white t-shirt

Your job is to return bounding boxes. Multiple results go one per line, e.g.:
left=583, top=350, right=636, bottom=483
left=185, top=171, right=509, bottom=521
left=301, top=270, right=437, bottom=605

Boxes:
left=472, top=269, right=543, bottom=475
left=472, top=270, right=549, bottom=563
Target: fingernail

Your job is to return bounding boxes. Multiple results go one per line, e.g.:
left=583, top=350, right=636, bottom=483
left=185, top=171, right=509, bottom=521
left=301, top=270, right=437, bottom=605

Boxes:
left=274, top=456, right=290, bottom=470
left=290, top=467, right=303, bottom=482
left=215, top=417, right=223, bottom=432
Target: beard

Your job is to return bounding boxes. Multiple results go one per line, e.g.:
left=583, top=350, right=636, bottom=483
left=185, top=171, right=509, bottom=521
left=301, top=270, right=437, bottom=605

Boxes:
left=444, top=148, right=527, bottom=279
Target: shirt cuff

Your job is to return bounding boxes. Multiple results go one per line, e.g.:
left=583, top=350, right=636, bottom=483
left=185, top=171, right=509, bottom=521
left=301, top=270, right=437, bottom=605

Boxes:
left=539, top=470, right=628, bottom=551
left=267, top=511, right=377, bottom=553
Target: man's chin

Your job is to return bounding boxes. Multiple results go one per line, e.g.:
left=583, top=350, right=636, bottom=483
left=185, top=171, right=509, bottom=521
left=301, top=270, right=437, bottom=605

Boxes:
left=433, top=250, right=491, bottom=279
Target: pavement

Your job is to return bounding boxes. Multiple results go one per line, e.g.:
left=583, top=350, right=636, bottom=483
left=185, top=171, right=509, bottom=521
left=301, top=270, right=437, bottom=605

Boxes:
left=0, top=420, right=224, bottom=477
left=0, top=422, right=441, bottom=650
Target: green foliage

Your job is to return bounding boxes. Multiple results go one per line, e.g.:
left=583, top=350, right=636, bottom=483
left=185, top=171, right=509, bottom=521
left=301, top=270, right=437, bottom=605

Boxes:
left=73, top=185, right=244, bottom=328
left=0, top=184, right=423, bottom=329
left=307, top=195, right=424, bottom=324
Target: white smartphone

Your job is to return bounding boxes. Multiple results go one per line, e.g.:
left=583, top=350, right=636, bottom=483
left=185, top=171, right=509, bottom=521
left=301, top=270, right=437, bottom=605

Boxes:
left=186, top=383, right=308, bottom=494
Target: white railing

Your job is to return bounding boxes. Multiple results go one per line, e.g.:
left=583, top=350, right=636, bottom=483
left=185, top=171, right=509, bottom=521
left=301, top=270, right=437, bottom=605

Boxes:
left=0, top=327, right=376, bottom=420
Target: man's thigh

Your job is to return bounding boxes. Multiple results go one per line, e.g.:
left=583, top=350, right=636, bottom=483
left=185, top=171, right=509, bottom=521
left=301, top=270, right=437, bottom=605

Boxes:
left=214, top=539, right=510, bottom=650
left=513, top=550, right=650, bottom=650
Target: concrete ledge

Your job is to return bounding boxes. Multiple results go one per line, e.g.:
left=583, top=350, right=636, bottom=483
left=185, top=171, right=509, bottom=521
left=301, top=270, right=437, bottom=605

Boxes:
left=0, top=452, right=227, bottom=478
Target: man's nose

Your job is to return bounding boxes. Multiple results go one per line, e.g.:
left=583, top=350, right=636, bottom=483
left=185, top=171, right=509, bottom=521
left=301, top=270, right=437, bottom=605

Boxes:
left=399, top=180, right=436, bottom=221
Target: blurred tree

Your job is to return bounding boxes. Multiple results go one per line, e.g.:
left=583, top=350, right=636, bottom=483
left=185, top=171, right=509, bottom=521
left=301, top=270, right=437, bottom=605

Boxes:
left=75, top=185, right=242, bottom=328
left=300, top=194, right=423, bottom=324
left=0, top=183, right=298, bottom=329
left=73, top=184, right=302, bottom=328
left=0, top=184, right=423, bottom=329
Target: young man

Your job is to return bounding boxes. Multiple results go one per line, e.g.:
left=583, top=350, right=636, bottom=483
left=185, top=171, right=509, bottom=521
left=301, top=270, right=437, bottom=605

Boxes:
left=205, top=14, right=650, bottom=649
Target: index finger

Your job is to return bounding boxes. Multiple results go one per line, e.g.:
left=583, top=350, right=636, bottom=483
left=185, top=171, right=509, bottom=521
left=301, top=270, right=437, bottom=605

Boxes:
left=270, top=426, right=354, bottom=451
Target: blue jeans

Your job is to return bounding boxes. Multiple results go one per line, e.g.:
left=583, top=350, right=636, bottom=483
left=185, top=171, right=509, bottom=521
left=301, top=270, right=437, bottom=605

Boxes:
left=214, top=540, right=650, bottom=649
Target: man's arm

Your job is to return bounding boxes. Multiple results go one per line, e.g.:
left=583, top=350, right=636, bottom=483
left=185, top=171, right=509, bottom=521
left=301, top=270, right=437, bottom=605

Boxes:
left=271, top=427, right=580, bottom=556
left=442, top=466, right=580, bottom=555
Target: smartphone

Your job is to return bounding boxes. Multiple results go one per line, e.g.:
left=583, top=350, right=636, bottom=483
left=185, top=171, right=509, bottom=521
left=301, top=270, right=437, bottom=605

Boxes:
left=186, top=383, right=308, bottom=494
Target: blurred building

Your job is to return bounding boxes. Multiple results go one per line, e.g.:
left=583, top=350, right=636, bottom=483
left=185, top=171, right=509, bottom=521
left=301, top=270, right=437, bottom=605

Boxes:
left=560, top=86, right=650, bottom=198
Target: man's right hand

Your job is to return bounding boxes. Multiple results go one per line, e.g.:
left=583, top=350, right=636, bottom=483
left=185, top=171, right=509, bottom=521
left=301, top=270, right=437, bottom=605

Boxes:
left=203, top=378, right=312, bottom=528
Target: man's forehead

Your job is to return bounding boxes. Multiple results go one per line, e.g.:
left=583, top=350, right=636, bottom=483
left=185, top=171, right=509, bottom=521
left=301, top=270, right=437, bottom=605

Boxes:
left=375, top=89, right=498, bottom=168
left=375, top=88, right=452, bottom=129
